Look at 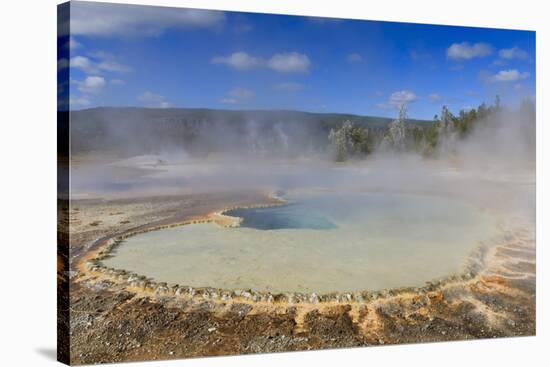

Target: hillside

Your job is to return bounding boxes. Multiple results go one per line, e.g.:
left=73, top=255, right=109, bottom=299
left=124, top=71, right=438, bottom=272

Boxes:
left=63, top=107, right=432, bottom=156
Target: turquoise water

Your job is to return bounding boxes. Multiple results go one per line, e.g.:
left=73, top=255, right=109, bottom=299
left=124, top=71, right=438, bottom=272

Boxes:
left=226, top=203, right=337, bottom=230
left=103, top=192, right=499, bottom=293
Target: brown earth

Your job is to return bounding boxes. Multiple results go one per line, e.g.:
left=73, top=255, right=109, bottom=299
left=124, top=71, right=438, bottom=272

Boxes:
left=58, top=192, right=536, bottom=365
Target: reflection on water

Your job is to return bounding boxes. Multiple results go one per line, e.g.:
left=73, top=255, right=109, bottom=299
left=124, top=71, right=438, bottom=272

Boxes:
left=103, top=192, right=499, bottom=293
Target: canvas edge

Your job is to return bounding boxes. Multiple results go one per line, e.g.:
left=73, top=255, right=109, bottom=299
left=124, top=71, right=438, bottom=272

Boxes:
left=57, top=1, right=71, bottom=365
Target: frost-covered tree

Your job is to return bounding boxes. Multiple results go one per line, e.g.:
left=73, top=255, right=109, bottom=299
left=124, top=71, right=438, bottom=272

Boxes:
left=437, top=105, right=457, bottom=155
left=328, top=120, right=354, bottom=162
left=438, top=105, right=453, bottom=137
left=383, top=104, right=408, bottom=151
left=328, top=120, right=371, bottom=161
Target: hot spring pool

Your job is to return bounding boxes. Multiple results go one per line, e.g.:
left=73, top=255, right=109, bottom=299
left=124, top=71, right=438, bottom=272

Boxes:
left=103, top=192, right=500, bottom=293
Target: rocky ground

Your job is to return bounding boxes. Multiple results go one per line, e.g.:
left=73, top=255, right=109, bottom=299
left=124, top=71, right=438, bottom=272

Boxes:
left=58, top=192, right=536, bottom=365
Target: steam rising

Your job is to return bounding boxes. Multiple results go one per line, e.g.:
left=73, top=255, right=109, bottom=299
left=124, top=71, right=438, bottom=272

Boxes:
left=69, top=101, right=535, bottom=224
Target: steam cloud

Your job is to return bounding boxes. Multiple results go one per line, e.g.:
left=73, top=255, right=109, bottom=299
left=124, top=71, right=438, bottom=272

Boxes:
left=68, top=101, right=535, bottom=224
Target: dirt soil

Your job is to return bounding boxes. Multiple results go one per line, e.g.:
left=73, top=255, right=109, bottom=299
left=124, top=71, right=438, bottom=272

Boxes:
left=58, top=191, right=535, bottom=365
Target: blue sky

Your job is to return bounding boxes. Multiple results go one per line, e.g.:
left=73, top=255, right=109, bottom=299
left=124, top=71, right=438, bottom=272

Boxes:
left=59, top=1, right=536, bottom=119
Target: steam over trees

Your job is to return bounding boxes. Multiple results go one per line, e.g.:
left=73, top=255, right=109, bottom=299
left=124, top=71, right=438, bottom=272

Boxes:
left=327, top=94, right=535, bottom=162
left=382, top=104, right=408, bottom=151
left=328, top=120, right=372, bottom=161
left=435, top=105, right=458, bottom=155
left=70, top=95, right=533, bottom=161
left=438, top=105, right=453, bottom=138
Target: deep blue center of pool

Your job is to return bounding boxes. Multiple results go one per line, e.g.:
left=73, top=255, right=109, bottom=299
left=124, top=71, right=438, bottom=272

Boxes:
left=225, top=203, right=337, bottom=230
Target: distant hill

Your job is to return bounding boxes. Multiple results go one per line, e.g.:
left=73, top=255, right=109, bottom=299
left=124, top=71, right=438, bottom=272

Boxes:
left=63, top=107, right=432, bottom=156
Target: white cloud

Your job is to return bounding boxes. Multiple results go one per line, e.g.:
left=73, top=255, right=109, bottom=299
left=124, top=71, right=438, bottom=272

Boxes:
left=389, top=90, right=417, bottom=106
left=70, top=56, right=96, bottom=73
left=212, top=51, right=311, bottom=73
left=267, top=52, right=311, bottom=73
left=67, top=37, right=82, bottom=50
left=70, top=95, right=91, bottom=107
left=377, top=90, right=417, bottom=110
left=274, top=82, right=304, bottom=92
left=211, top=52, right=262, bottom=70
left=221, top=88, right=255, bottom=104
left=491, top=69, right=530, bottom=82
left=429, top=93, right=442, bottom=103
left=70, top=2, right=225, bottom=37
left=69, top=53, right=131, bottom=74
left=77, top=76, right=106, bottom=94
left=137, top=91, right=172, bottom=108
left=447, top=42, right=492, bottom=60
left=62, top=37, right=82, bottom=51
left=347, top=53, right=362, bottom=63
left=499, top=46, right=528, bottom=60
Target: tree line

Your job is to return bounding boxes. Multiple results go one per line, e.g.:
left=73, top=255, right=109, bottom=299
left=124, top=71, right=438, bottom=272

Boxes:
left=328, top=96, right=535, bottom=161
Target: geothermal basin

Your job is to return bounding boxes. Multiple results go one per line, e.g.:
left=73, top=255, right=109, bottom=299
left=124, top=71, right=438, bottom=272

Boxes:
left=102, top=191, right=500, bottom=294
